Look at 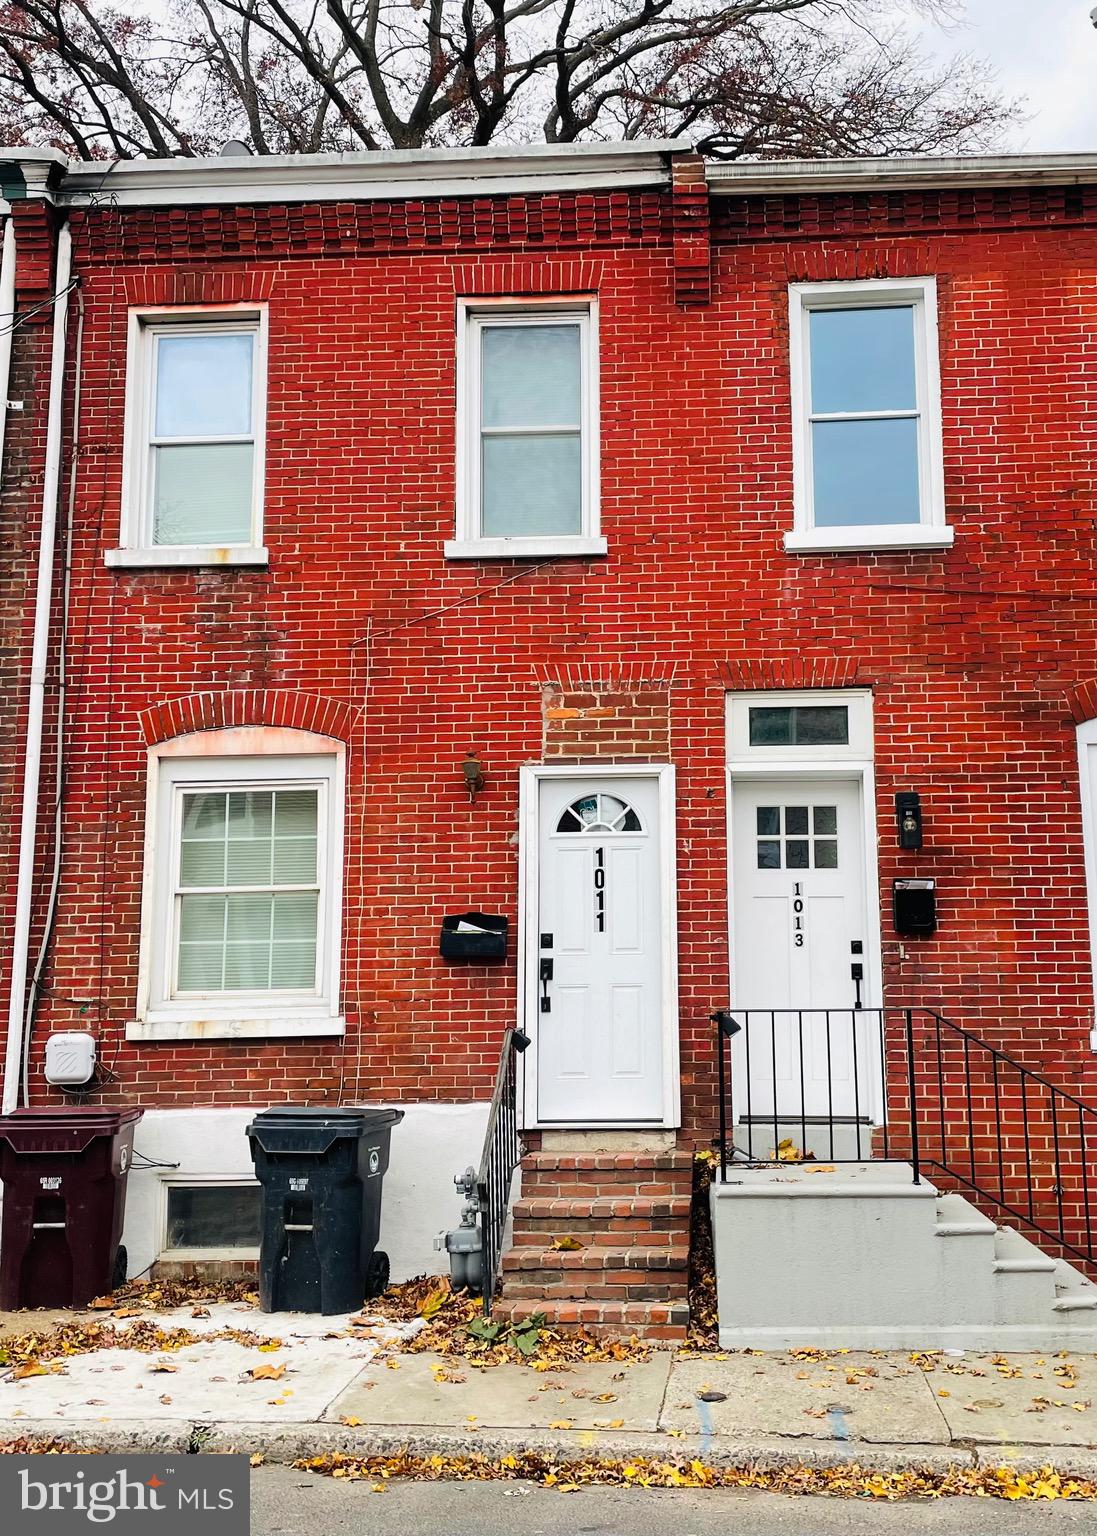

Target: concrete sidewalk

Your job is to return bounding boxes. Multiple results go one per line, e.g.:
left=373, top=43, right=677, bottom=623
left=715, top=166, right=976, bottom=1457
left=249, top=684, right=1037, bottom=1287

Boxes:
left=1, top=1302, right=1096, bottom=1476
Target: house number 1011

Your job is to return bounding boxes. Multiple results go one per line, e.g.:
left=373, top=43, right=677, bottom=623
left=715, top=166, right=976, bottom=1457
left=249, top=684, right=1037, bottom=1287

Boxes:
left=793, top=881, right=805, bottom=948
left=594, top=847, right=606, bottom=932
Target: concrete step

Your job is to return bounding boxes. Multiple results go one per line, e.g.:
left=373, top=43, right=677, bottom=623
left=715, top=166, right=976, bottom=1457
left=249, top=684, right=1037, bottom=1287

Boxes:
left=993, top=1226, right=1057, bottom=1273
left=732, top=1119, right=875, bottom=1163
left=991, top=1226, right=1060, bottom=1325
left=501, top=1244, right=688, bottom=1273
left=493, top=1296, right=689, bottom=1341
left=1052, top=1258, right=1097, bottom=1313
left=934, top=1192, right=996, bottom=1237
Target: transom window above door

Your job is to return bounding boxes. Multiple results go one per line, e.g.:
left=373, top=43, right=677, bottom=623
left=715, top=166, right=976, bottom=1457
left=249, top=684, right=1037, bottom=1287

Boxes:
left=110, top=308, right=269, bottom=569
left=447, top=302, right=605, bottom=560
left=787, top=279, right=950, bottom=554
left=728, top=690, right=873, bottom=762
left=556, top=793, right=643, bottom=834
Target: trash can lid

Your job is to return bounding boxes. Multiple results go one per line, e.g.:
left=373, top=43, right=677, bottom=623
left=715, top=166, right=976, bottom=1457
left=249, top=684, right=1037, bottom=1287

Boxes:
left=0, top=1105, right=143, bottom=1155
left=246, top=1104, right=403, bottom=1149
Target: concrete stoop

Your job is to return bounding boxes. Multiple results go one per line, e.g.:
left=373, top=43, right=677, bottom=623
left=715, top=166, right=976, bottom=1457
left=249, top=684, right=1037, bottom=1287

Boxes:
left=711, top=1162, right=1097, bottom=1351
left=494, top=1149, right=692, bottom=1340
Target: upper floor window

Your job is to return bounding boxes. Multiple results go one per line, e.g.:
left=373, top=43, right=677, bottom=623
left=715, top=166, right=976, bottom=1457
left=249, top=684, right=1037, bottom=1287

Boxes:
left=446, top=301, right=605, bottom=560
left=787, top=279, right=950, bottom=554
left=109, top=308, right=268, bottom=569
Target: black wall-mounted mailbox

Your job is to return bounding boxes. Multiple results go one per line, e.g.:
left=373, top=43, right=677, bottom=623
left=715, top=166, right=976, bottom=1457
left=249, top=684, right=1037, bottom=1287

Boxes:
left=893, top=879, right=937, bottom=936
left=439, top=911, right=508, bottom=963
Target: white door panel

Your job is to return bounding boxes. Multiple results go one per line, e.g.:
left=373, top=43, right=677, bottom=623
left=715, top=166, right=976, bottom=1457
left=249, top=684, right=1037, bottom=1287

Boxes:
left=536, top=778, right=664, bottom=1122
left=731, top=777, right=873, bottom=1120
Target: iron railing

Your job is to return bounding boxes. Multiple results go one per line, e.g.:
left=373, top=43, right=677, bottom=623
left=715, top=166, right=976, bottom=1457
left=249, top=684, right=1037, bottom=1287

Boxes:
left=476, top=1027, right=527, bottom=1315
left=714, top=1006, right=1097, bottom=1270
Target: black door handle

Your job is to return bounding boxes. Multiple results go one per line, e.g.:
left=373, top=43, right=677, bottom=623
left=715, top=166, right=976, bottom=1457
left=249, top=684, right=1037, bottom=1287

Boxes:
left=850, top=962, right=864, bottom=1011
left=539, top=957, right=553, bottom=1013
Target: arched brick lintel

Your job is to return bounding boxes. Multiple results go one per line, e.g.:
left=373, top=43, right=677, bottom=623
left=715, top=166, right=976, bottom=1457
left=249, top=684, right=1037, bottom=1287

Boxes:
left=716, top=657, right=865, bottom=691
left=138, top=689, right=356, bottom=747
left=1067, top=680, right=1097, bottom=726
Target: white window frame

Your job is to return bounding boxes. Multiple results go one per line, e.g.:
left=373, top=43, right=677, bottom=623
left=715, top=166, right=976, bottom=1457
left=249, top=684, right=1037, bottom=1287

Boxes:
left=157, top=1172, right=261, bottom=1263
left=446, top=298, right=605, bottom=560
left=129, top=726, right=345, bottom=1041
left=108, top=304, right=269, bottom=569
left=787, top=278, right=951, bottom=554
left=727, top=688, right=874, bottom=763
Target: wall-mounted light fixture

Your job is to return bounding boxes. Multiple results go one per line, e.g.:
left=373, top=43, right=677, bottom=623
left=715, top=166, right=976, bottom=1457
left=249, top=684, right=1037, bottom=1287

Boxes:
left=895, top=791, right=923, bottom=851
left=461, top=749, right=485, bottom=802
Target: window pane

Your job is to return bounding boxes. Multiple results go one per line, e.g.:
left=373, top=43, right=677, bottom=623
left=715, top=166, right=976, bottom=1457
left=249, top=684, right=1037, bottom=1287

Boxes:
left=794, top=709, right=849, bottom=746
left=273, top=893, right=318, bottom=942
left=811, top=417, right=920, bottom=527
left=226, top=836, right=273, bottom=887
left=224, top=943, right=272, bottom=990
left=756, top=807, right=780, bottom=835
left=813, top=805, right=838, bottom=834
left=809, top=305, right=916, bottom=415
left=182, top=794, right=226, bottom=839
left=179, top=839, right=226, bottom=888
left=153, top=442, right=254, bottom=545
left=274, top=790, right=317, bottom=837
left=177, top=942, right=224, bottom=991
left=481, top=324, right=580, bottom=428
left=155, top=331, right=254, bottom=438
left=225, top=893, right=274, bottom=942
left=748, top=708, right=792, bottom=746
left=178, top=894, right=225, bottom=943
left=785, top=806, right=809, bottom=835
left=482, top=434, right=581, bottom=536
left=786, top=840, right=810, bottom=869
left=272, top=838, right=317, bottom=884
left=270, top=941, right=317, bottom=990
left=166, top=1184, right=260, bottom=1250
left=228, top=791, right=272, bottom=838
left=757, top=841, right=781, bottom=869
left=814, top=840, right=838, bottom=868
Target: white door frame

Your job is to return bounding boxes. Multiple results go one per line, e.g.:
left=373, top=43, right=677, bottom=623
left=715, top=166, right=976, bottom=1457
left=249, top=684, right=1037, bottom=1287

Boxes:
left=517, top=762, right=681, bottom=1129
left=1076, top=718, right=1097, bottom=1049
left=725, top=690, right=885, bottom=1125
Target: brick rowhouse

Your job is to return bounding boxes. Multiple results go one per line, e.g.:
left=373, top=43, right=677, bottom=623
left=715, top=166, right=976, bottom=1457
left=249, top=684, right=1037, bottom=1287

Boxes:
left=0, top=143, right=1095, bottom=1317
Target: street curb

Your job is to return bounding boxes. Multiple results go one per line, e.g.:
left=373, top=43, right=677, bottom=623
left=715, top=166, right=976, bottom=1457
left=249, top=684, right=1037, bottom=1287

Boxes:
left=4, top=1418, right=1097, bottom=1478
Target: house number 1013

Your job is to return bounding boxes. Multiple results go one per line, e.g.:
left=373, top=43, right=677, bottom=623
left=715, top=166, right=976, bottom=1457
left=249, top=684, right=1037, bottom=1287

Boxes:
left=594, top=847, right=606, bottom=932
left=792, top=881, right=804, bottom=948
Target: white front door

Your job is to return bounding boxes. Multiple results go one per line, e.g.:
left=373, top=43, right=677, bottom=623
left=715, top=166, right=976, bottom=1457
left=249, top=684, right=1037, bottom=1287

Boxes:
left=535, top=775, right=665, bottom=1123
left=731, top=777, right=874, bottom=1119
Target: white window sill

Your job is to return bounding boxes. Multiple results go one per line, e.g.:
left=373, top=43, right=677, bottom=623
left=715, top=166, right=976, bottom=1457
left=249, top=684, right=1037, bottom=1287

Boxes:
left=126, top=1014, right=345, bottom=1042
left=444, top=536, right=608, bottom=560
left=784, top=525, right=954, bottom=555
left=158, top=1248, right=260, bottom=1263
left=105, top=546, right=269, bottom=569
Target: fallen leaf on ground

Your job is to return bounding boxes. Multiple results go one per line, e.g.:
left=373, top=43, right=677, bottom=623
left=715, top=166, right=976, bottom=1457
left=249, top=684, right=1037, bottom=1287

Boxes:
left=248, top=1363, right=286, bottom=1381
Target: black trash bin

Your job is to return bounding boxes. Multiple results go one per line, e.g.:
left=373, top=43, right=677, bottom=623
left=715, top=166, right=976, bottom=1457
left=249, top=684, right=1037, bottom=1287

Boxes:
left=0, top=1106, right=143, bottom=1309
left=246, top=1105, right=403, bottom=1314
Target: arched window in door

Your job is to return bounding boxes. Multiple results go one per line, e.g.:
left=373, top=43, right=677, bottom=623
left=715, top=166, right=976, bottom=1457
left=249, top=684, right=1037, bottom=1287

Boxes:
left=555, top=793, right=643, bottom=834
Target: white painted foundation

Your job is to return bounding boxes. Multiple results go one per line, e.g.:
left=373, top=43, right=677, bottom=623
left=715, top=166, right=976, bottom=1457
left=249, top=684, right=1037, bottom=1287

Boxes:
left=121, top=1102, right=490, bottom=1283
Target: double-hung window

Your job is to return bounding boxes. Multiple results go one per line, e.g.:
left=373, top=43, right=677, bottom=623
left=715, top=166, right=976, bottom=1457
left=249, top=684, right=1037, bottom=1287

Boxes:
left=787, top=279, right=949, bottom=553
left=110, top=308, right=267, bottom=567
left=133, top=740, right=344, bottom=1040
left=447, top=302, right=604, bottom=559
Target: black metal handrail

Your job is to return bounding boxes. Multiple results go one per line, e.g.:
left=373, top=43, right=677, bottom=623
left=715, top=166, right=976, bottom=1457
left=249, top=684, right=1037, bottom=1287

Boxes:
left=476, top=1027, right=527, bottom=1315
left=714, top=1005, right=1097, bottom=1270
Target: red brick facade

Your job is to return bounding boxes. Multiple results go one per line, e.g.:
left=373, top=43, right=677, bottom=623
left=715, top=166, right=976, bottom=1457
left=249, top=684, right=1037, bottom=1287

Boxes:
left=1, top=151, right=1095, bottom=1202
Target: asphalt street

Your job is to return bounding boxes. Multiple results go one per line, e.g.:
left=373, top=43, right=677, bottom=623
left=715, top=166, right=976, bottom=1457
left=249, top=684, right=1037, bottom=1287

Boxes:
left=251, top=1466, right=1096, bottom=1534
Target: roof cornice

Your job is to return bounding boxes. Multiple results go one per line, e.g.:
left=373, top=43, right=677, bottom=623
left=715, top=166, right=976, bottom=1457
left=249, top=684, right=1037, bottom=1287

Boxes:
left=707, top=152, right=1097, bottom=197
left=22, top=139, right=687, bottom=208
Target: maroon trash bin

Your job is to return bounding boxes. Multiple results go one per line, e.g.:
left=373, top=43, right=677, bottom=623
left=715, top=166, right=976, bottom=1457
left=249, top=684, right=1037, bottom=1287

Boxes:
left=0, top=1106, right=143, bottom=1309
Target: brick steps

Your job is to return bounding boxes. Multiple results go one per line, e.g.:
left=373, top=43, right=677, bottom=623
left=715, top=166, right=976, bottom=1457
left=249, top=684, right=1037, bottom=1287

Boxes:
left=494, top=1297, right=690, bottom=1341
left=498, top=1148, right=693, bottom=1340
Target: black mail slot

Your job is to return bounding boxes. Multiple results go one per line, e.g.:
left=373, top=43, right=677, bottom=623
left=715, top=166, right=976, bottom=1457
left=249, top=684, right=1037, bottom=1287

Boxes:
left=893, top=879, right=937, bottom=936
left=440, top=912, right=508, bottom=963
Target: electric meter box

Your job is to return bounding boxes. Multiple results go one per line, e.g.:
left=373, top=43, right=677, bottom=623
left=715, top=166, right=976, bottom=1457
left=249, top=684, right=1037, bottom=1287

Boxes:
left=44, top=1031, right=97, bottom=1088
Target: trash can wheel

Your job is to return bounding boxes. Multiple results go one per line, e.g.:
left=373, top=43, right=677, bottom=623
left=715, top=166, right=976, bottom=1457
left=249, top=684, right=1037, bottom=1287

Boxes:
left=365, top=1250, right=389, bottom=1298
left=112, top=1244, right=128, bottom=1292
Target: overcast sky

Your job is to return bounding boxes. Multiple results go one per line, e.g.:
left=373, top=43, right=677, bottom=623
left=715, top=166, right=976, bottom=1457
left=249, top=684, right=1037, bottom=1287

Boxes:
left=899, top=0, right=1097, bottom=152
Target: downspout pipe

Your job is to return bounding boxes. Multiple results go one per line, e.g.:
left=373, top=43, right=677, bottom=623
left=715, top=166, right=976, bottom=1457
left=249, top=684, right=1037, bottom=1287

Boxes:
left=2, top=220, right=72, bottom=1115
left=0, top=210, right=16, bottom=476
